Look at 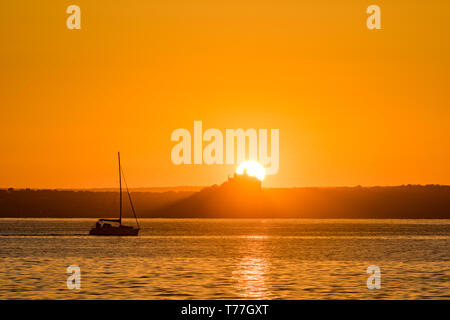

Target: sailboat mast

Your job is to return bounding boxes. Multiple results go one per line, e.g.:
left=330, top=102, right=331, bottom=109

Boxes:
left=118, top=152, right=122, bottom=225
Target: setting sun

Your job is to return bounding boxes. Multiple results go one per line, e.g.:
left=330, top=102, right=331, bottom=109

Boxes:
left=236, top=161, right=266, bottom=181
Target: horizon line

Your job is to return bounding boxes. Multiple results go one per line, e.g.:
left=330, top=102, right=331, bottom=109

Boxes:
left=1, top=184, right=449, bottom=192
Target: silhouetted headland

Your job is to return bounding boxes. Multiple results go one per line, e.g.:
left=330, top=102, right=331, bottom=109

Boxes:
left=1, top=180, right=449, bottom=219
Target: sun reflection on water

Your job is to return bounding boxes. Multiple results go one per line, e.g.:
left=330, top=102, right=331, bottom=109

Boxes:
left=232, top=237, right=271, bottom=299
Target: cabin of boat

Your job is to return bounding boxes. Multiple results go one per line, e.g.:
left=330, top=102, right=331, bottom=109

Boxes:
left=89, top=219, right=139, bottom=236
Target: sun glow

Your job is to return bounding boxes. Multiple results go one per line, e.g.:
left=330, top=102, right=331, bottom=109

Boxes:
left=236, top=161, right=266, bottom=181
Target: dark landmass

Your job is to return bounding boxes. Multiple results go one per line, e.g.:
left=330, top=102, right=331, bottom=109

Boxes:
left=1, top=182, right=449, bottom=219
left=0, top=188, right=194, bottom=218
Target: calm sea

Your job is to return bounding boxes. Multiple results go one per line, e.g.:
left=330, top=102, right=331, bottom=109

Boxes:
left=0, top=219, right=449, bottom=299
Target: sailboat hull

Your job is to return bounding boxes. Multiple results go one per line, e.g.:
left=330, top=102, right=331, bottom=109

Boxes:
left=89, top=226, right=139, bottom=236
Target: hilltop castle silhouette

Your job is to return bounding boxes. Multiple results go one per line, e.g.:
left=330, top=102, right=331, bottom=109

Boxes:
left=224, top=169, right=262, bottom=192
left=150, top=169, right=264, bottom=218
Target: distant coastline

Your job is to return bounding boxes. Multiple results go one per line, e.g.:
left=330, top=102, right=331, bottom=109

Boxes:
left=0, top=186, right=205, bottom=193
left=1, top=185, right=449, bottom=219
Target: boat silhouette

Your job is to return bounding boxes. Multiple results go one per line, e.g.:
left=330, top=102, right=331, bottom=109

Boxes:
left=89, top=152, right=140, bottom=236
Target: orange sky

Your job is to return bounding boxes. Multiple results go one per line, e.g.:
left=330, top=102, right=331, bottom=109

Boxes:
left=1, top=0, right=449, bottom=188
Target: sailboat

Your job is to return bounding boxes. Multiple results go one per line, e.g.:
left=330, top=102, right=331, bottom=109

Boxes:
left=89, top=152, right=140, bottom=236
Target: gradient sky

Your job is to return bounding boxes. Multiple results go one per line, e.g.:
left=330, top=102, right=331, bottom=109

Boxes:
left=1, top=0, right=449, bottom=188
